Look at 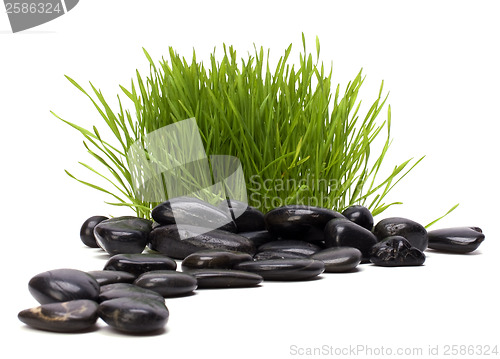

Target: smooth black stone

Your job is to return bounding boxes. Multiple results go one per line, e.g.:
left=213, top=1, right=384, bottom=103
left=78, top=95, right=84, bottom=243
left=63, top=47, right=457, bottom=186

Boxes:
left=324, top=218, right=378, bottom=259
left=80, top=215, right=108, bottom=248
left=99, top=283, right=164, bottom=303
left=341, top=205, right=374, bottom=231
left=310, top=247, right=362, bottom=272
left=134, top=270, right=197, bottom=297
left=257, top=240, right=321, bottom=257
left=87, top=270, right=136, bottom=285
left=370, top=236, right=426, bottom=267
left=18, top=299, right=98, bottom=332
left=222, top=199, right=266, bottom=232
left=373, top=217, right=428, bottom=251
left=264, top=205, right=345, bottom=241
left=28, top=269, right=100, bottom=304
left=151, top=196, right=236, bottom=232
left=103, top=253, right=177, bottom=276
left=235, top=259, right=325, bottom=281
left=186, top=269, right=263, bottom=288
left=94, top=216, right=152, bottom=255
left=181, top=250, right=253, bottom=270
left=148, top=224, right=256, bottom=260
left=239, top=230, right=276, bottom=247
left=428, top=227, right=485, bottom=253
left=98, top=297, right=169, bottom=333
left=253, top=251, right=309, bottom=261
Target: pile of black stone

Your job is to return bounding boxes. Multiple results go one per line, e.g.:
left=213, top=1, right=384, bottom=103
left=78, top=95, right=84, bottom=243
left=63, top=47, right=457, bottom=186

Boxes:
left=18, top=198, right=485, bottom=334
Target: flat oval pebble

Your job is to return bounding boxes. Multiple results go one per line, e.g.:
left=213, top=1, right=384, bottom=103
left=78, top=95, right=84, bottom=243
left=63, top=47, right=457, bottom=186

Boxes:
left=264, top=205, right=345, bottom=241
left=324, top=218, right=378, bottom=259
left=310, top=247, right=362, bottom=272
left=239, top=230, right=276, bottom=247
left=148, top=224, right=256, bottom=259
left=223, top=199, right=266, bottom=232
left=257, top=240, right=321, bottom=257
left=98, top=297, right=169, bottom=333
left=428, top=226, right=485, bottom=253
left=253, top=251, right=309, bottom=261
left=103, top=253, right=177, bottom=276
left=370, top=236, right=426, bottom=267
left=94, top=216, right=152, bottom=255
left=18, top=299, right=98, bottom=332
left=235, top=259, right=325, bottom=281
left=99, top=283, right=165, bottom=303
left=341, top=205, right=374, bottom=231
left=86, top=270, right=136, bottom=285
left=373, top=217, right=428, bottom=251
left=181, top=250, right=253, bottom=270
left=28, top=269, right=100, bottom=304
left=151, top=196, right=236, bottom=232
left=186, top=269, right=263, bottom=288
left=134, top=270, right=197, bottom=297
left=80, top=215, right=108, bottom=248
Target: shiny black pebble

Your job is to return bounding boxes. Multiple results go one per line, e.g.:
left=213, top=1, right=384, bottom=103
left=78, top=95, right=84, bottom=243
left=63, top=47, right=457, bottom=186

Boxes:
left=428, top=227, right=485, bottom=253
left=80, top=215, right=108, bottom=248
left=86, top=270, right=136, bottom=285
left=253, top=251, right=309, bottom=261
left=373, top=217, right=428, bottom=251
left=235, top=259, right=325, bottom=281
left=341, top=205, right=374, bottom=231
left=310, top=247, right=362, bottom=272
left=239, top=230, right=276, bottom=247
left=324, top=218, right=378, bottom=258
left=98, top=297, right=169, bottom=333
left=103, top=253, right=177, bottom=276
left=370, top=236, right=426, bottom=267
left=151, top=196, right=236, bottom=232
left=18, top=299, right=98, bottom=332
left=148, top=224, right=256, bottom=259
left=134, top=270, right=197, bottom=297
left=94, top=216, right=152, bottom=255
left=28, top=269, right=100, bottom=304
left=181, top=250, right=253, bottom=270
left=186, top=269, right=263, bottom=288
left=99, top=283, right=164, bottom=303
left=257, top=240, right=321, bottom=257
left=264, top=205, right=344, bottom=241
left=223, top=199, right=266, bottom=232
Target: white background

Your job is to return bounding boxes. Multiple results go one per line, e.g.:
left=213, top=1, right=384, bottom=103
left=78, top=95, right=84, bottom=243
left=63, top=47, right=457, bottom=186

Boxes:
left=1, top=1, right=499, bottom=358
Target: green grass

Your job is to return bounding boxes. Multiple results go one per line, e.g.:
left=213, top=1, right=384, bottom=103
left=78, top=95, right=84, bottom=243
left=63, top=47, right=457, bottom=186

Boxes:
left=53, top=36, right=454, bottom=222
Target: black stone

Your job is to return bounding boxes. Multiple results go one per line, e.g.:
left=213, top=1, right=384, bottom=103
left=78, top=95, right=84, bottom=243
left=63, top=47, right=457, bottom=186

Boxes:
left=264, top=205, right=345, bottom=242
left=239, top=230, right=276, bottom=247
left=235, top=259, right=325, bottom=281
left=103, top=253, right=177, bottom=276
left=223, top=199, right=266, bottom=232
left=151, top=196, right=236, bottom=232
left=257, top=240, right=321, bottom=257
left=80, top=215, right=108, bottom=248
left=324, top=218, right=378, bottom=259
left=18, top=299, right=98, bottom=332
left=181, top=250, right=253, bottom=270
left=428, top=227, right=485, bottom=253
left=373, top=217, right=428, bottom=251
left=370, top=236, right=426, bottom=267
left=94, top=216, right=152, bottom=255
left=148, top=224, right=256, bottom=260
left=98, top=297, right=169, bottom=333
left=28, top=269, right=100, bottom=304
left=86, top=270, right=136, bottom=285
left=341, top=205, right=374, bottom=231
left=134, top=270, right=197, bottom=297
left=99, top=283, right=164, bottom=303
left=253, top=251, right=309, bottom=261
left=186, top=269, right=263, bottom=288
left=310, top=247, right=362, bottom=272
